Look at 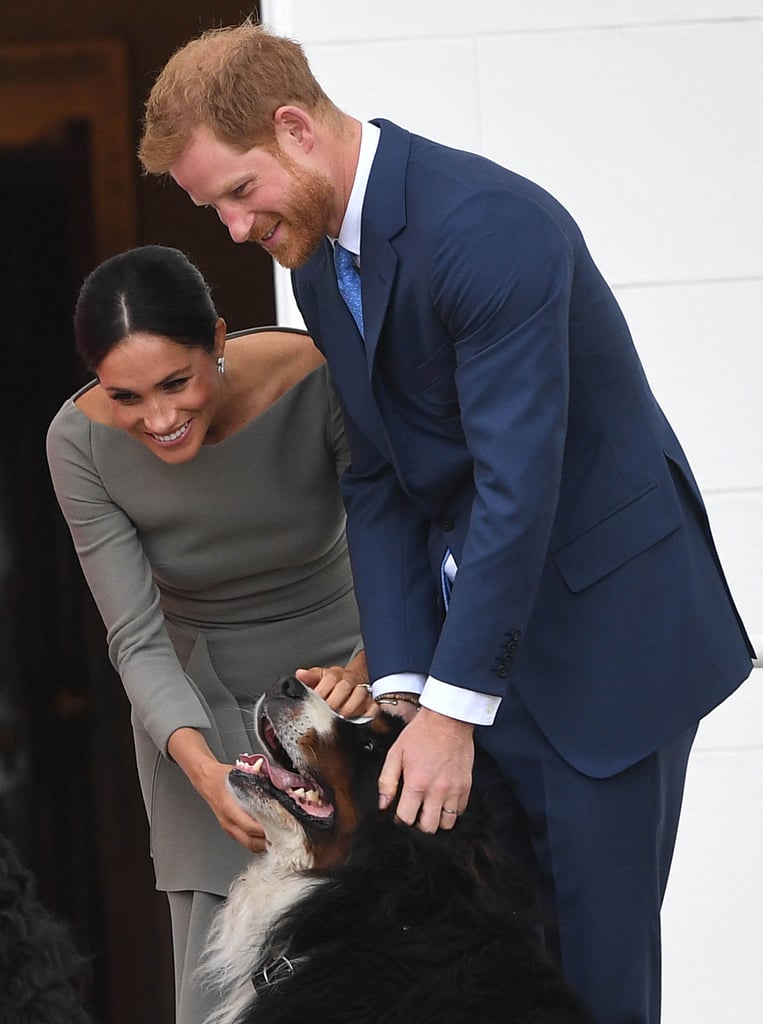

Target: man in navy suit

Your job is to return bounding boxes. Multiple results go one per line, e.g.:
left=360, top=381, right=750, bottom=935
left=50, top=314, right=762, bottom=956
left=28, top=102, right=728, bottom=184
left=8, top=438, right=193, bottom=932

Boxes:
left=140, top=21, right=754, bottom=1023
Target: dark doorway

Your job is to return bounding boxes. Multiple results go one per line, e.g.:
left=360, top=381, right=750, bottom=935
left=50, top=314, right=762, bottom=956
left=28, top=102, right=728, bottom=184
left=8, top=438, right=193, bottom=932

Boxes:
left=0, top=127, right=175, bottom=1022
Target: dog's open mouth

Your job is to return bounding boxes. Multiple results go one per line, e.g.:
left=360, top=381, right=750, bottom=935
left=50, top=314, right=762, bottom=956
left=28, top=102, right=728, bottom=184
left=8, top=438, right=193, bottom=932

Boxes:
left=232, top=712, right=335, bottom=830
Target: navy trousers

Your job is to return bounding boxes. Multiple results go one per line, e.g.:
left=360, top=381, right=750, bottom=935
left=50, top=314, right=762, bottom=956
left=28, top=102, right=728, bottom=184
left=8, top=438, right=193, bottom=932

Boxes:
left=474, top=688, right=697, bottom=1024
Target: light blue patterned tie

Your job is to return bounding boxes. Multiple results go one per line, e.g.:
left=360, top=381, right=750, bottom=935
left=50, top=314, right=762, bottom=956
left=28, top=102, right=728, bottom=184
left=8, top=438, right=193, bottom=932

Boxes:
left=333, top=242, right=364, bottom=337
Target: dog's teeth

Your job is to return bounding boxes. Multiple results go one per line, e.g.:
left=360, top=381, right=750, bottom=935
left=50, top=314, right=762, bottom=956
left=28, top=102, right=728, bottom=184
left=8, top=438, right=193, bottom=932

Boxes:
left=291, top=787, right=323, bottom=805
left=253, top=758, right=264, bottom=774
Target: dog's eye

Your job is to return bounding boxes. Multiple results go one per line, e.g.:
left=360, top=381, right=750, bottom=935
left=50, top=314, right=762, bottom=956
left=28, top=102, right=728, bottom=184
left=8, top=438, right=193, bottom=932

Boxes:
left=362, top=739, right=376, bottom=753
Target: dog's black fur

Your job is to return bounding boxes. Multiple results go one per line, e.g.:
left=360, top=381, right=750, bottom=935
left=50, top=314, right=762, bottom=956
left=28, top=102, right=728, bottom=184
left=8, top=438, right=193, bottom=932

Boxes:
left=205, top=677, right=592, bottom=1024
left=0, top=834, right=94, bottom=1024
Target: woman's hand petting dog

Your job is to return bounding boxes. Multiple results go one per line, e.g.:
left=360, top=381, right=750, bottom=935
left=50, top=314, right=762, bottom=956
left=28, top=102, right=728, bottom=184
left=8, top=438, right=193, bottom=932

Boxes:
left=295, top=650, right=376, bottom=719
left=168, top=726, right=268, bottom=853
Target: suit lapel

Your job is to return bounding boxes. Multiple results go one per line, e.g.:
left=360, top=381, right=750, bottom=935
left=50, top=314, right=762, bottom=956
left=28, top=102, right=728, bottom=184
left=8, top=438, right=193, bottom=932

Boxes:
left=359, top=234, right=397, bottom=374
left=295, top=240, right=394, bottom=461
left=359, top=120, right=411, bottom=371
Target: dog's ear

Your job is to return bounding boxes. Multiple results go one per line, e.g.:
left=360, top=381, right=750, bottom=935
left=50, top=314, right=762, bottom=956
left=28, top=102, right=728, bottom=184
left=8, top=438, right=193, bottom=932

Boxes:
left=370, top=710, right=406, bottom=737
left=343, top=709, right=406, bottom=748
left=332, top=712, right=407, bottom=817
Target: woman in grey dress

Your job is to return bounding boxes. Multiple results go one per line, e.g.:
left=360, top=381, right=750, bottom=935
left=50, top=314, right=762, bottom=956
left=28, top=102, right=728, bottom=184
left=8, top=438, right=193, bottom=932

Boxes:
left=46, top=246, right=369, bottom=1024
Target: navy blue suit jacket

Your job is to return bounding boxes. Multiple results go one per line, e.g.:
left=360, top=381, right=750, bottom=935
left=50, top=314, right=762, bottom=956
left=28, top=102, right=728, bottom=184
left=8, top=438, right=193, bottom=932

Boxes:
left=293, top=119, right=753, bottom=777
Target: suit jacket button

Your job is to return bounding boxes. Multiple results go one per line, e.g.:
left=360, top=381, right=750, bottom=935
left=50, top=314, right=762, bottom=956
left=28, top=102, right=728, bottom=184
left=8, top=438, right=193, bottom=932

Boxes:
left=439, top=515, right=455, bottom=532
left=497, top=664, right=509, bottom=678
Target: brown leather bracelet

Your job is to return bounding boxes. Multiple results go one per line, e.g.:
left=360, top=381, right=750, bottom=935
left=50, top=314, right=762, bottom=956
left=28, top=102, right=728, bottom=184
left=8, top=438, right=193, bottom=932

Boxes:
left=375, top=693, right=421, bottom=710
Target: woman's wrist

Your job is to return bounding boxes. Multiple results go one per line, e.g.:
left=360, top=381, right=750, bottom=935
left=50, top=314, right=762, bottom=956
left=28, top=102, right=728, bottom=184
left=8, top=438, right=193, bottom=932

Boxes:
left=168, top=726, right=220, bottom=785
left=344, top=648, right=369, bottom=685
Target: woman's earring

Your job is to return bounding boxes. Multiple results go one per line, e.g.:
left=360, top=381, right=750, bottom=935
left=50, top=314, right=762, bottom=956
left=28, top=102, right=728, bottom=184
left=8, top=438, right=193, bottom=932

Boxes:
left=217, top=355, right=226, bottom=374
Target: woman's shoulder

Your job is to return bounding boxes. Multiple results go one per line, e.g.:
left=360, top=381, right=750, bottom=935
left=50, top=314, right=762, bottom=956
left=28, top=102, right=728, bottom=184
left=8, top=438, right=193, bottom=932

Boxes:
left=228, top=326, right=323, bottom=372
left=73, top=380, right=112, bottom=425
left=46, top=384, right=101, bottom=471
left=47, top=381, right=96, bottom=437
left=226, top=327, right=326, bottom=416
left=47, top=380, right=125, bottom=465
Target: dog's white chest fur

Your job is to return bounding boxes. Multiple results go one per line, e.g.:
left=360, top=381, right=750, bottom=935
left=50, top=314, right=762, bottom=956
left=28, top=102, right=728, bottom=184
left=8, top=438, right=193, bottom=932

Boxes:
left=198, top=831, right=321, bottom=1024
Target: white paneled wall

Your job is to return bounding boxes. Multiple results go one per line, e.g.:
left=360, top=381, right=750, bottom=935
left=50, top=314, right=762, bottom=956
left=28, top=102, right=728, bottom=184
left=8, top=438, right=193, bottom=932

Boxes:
left=262, top=3, right=762, bottom=1019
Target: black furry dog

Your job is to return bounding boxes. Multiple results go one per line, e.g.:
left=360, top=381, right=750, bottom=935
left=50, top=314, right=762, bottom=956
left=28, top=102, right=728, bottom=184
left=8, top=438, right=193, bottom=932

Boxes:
left=0, top=834, right=93, bottom=1024
left=199, top=677, right=592, bottom=1024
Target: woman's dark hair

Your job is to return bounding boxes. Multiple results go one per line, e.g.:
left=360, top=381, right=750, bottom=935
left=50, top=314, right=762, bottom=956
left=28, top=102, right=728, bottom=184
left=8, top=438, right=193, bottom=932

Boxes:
left=74, top=245, right=218, bottom=372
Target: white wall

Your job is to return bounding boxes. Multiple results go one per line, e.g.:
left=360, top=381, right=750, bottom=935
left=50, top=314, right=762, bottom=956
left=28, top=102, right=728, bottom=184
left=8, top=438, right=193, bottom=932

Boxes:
left=262, top=3, right=763, bottom=1019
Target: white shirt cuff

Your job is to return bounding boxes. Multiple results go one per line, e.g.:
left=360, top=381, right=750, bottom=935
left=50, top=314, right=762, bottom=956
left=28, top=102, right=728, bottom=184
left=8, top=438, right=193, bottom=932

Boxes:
left=421, top=676, right=502, bottom=726
left=372, top=673, right=501, bottom=726
left=371, top=673, right=425, bottom=699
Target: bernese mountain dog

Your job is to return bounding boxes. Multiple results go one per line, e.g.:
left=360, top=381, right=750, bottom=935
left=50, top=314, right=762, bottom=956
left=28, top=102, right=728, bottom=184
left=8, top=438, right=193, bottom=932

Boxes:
left=199, top=676, right=592, bottom=1024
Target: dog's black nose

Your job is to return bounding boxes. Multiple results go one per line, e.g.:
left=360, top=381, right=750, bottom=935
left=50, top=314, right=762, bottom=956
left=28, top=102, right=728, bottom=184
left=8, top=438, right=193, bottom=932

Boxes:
left=279, top=675, right=306, bottom=700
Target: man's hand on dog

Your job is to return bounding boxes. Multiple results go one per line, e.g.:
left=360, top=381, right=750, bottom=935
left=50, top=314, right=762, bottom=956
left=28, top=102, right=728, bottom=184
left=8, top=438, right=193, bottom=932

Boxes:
left=378, top=708, right=474, bottom=832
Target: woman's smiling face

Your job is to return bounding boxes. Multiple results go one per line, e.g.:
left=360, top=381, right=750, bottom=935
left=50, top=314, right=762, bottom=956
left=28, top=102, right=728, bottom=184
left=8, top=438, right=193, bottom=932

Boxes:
left=96, top=331, right=223, bottom=464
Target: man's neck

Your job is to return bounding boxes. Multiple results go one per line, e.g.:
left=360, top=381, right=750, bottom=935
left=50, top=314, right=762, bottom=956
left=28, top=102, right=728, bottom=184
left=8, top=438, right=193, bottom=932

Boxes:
left=334, top=119, right=381, bottom=256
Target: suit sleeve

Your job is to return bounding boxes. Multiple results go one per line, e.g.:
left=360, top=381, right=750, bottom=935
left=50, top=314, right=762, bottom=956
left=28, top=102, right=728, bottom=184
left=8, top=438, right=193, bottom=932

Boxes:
left=46, top=405, right=212, bottom=755
left=337, top=400, right=443, bottom=682
left=293, top=273, right=443, bottom=684
left=296, top=192, right=574, bottom=699
left=323, top=191, right=574, bottom=698
left=323, top=366, right=352, bottom=478
left=425, top=189, right=574, bottom=695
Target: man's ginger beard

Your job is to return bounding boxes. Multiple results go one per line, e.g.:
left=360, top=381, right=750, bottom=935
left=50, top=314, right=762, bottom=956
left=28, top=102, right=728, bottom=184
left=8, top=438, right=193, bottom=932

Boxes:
left=250, top=151, right=336, bottom=269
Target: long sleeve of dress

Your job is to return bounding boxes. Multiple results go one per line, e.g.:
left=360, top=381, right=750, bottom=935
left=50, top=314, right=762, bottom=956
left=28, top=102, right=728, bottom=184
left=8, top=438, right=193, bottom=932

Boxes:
left=46, top=401, right=213, bottom=757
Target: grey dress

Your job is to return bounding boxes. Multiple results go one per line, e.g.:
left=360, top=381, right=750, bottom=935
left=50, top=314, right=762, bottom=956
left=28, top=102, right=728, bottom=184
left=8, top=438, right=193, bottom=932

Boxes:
left=46, top=362, right=361, bottom=897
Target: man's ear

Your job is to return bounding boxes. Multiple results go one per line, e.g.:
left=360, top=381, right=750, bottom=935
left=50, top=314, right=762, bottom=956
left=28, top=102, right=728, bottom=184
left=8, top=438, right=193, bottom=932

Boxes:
left=273, top=105, right=316, bottom=155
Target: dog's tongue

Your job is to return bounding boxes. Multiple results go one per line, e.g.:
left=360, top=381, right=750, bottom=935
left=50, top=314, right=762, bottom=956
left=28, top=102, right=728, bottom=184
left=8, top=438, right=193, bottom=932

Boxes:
left=236, top=753, right=305, bottom=791
left=268, top=764, right=306, bottom=791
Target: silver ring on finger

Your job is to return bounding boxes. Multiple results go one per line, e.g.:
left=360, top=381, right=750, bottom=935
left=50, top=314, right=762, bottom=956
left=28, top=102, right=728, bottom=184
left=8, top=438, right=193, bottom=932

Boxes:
left=441, top=808, right=459, bottom=816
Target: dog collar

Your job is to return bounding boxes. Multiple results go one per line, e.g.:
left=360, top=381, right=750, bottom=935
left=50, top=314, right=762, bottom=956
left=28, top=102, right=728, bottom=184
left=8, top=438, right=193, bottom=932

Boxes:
left=251, top=954, right=295, bottom=992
